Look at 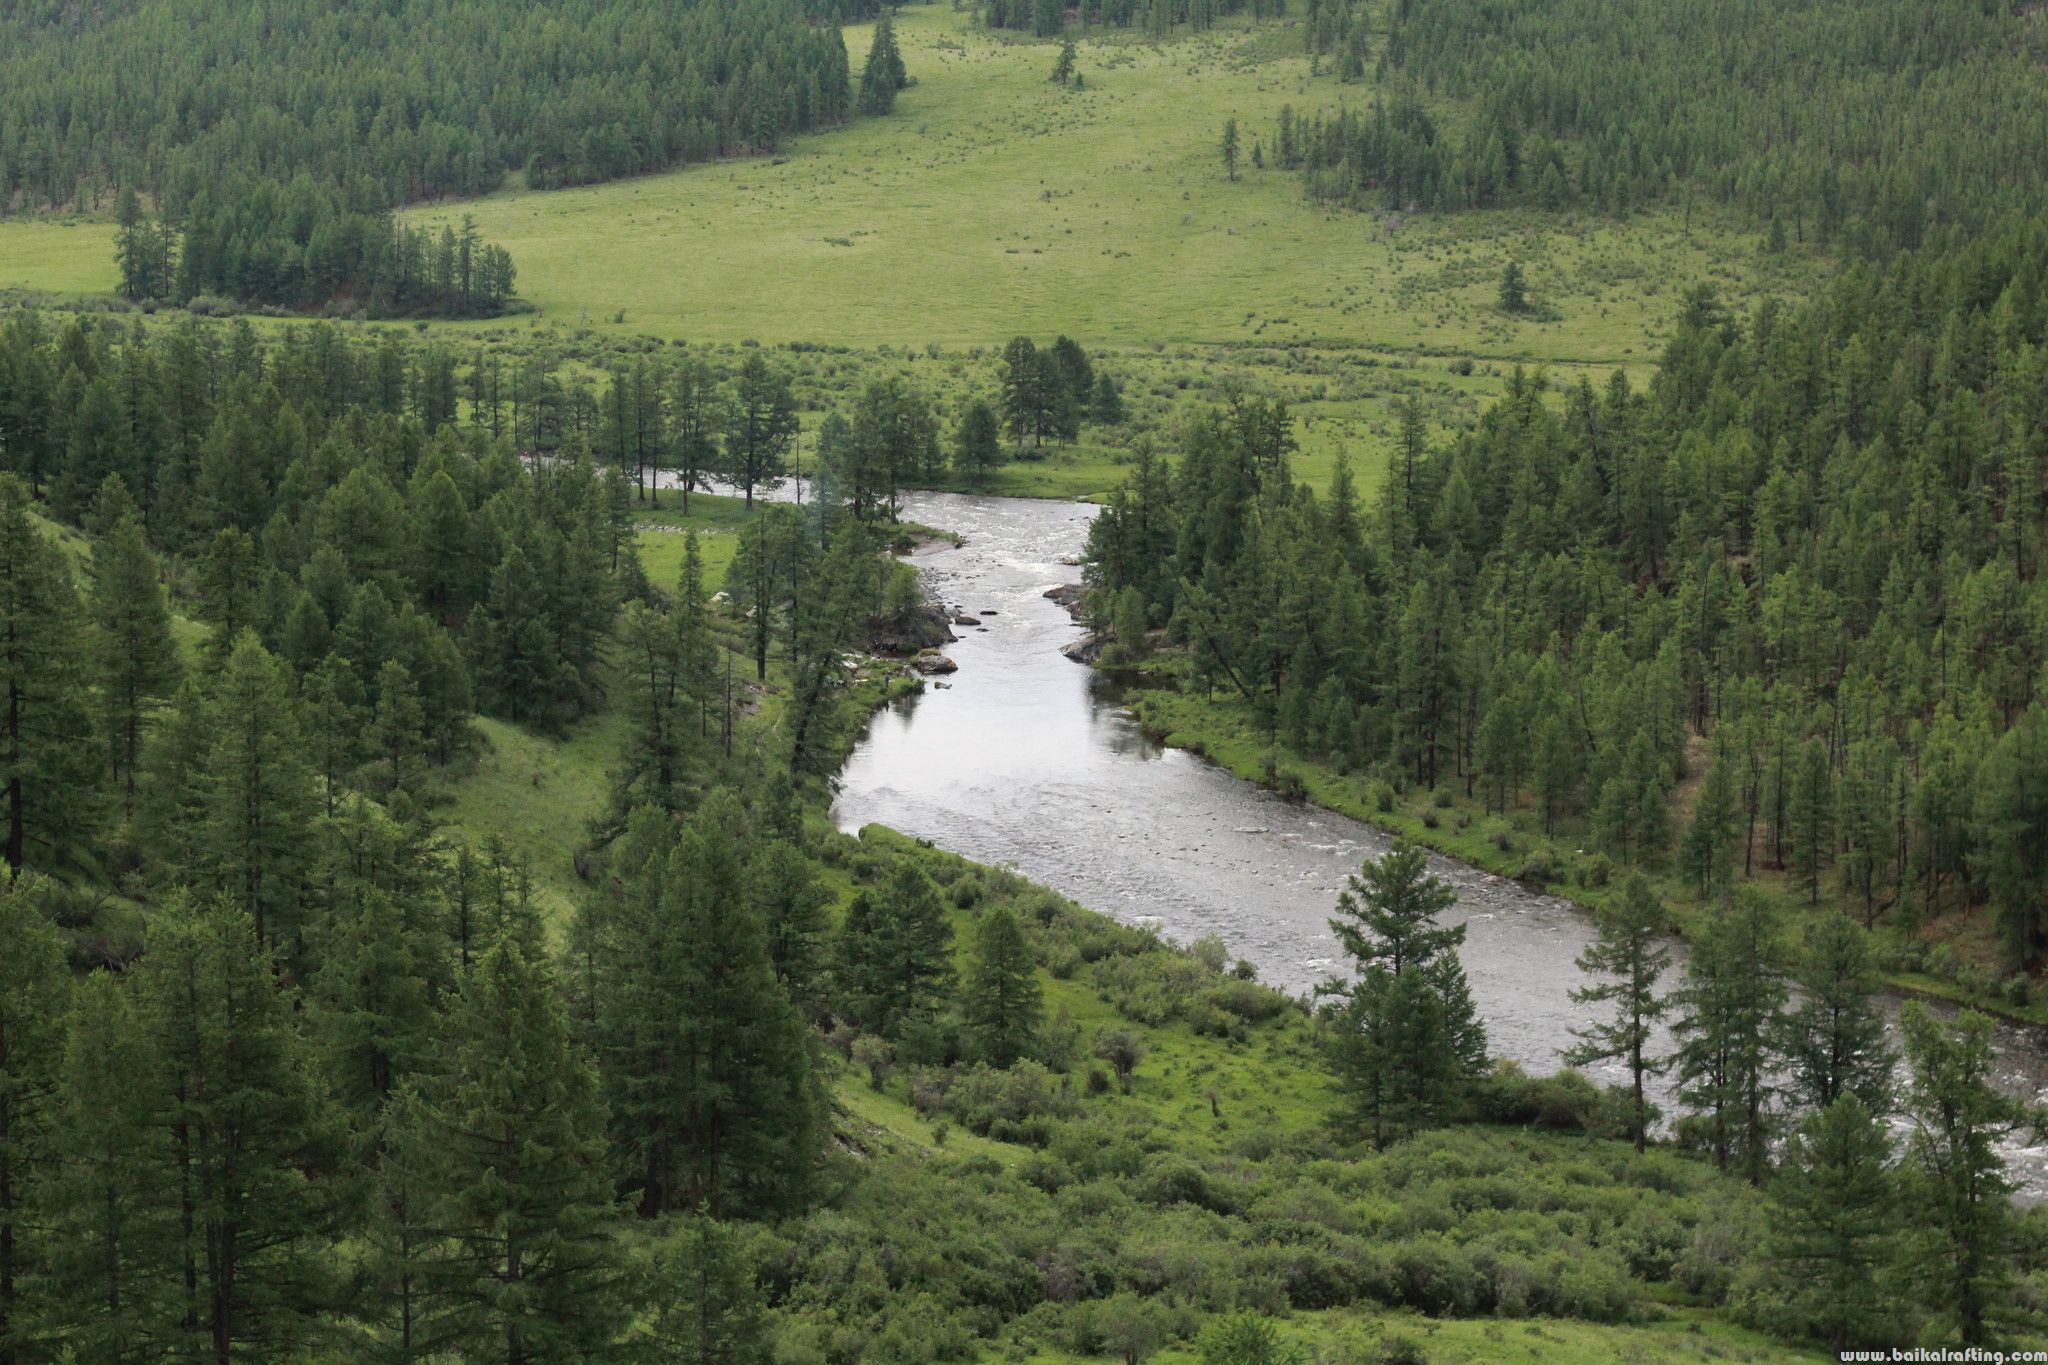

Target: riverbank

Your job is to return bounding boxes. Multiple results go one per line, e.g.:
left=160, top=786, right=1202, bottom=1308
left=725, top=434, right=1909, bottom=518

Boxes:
left=1118, top=676, right=2048, bottom=1030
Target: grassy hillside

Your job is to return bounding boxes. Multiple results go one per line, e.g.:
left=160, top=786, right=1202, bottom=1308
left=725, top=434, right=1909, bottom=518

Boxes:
left=405, top=6, right=1808, bottom=361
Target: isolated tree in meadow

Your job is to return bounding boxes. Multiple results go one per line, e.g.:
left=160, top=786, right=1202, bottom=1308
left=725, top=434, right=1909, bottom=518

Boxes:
left=1497, top=259, right=1528, bottom=313
left=1320, top=843, right=1486, bottom=1146
left=1221, top=117, right=1240, bottom=181
left=1563, top=872, right=1671, bottom=1152
left=859, top=13, right=907, bottom=115
left=1094, top=1028, right=1147, bottom=1094
left=1767, top=1094, right=1898, bottom=1352
left=1089, top=371, right=1126, bottom=425
left=1050, top=35, right=1077, bottom=84
left=965, top=905, right=1042, bottom=1067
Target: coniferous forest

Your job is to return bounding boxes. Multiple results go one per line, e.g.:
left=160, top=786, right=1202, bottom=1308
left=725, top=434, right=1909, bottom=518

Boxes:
left=5, top=0, right=2048, bottom=1359
left=1286, top=0, right=2048, bottom=255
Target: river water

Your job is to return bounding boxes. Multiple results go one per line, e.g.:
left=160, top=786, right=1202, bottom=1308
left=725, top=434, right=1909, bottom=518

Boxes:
left=827, top=489, right=2048, bottom=1196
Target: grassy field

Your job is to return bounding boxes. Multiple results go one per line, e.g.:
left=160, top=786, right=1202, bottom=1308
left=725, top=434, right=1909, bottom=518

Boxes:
left=404, top=5, right=1808, bottom=362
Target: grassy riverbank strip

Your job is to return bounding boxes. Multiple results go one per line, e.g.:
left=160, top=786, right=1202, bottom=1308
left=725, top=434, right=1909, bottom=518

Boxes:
left=1117, top=674, right=2047, bottom=1030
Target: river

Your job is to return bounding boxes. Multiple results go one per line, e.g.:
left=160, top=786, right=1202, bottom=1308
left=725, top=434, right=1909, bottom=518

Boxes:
left=825, top=488, right=2048, bottom=1196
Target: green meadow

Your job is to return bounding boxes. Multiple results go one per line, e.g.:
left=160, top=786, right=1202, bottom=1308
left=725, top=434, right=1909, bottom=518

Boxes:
left=406, top=5, right=1806, bottom=361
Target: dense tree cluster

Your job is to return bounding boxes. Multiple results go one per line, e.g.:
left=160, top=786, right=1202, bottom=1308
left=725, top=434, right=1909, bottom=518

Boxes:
left=0, top=0, right=854, bottom=211
left=1286, top=0, right=2048, bottom=254
left=0, top=305, right=914, bottom=1358
left=985, top=0, right=1287, bottom=39
left=116, top=188, right=515, bottom=316
left=1086, top=218, right=2048, bottom=970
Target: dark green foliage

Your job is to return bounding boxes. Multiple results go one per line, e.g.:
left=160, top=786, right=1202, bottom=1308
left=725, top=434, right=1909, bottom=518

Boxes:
left=859, top=12, right=909, bottom=116
left=0, top=884, right=65, bottom=1363
left=31, top=972, right=181, bottom=1360
left=402, top=907, right=621, bottom=1358
left=1765, top=1094, right=1897, bottom=1353
left=1085, top=222, right=2048, bottom=973
left=964, top=905, right=1043, bottom=1067
left=594, top=794, right=823, bottom=1218
left=9, top=0, right=863, bottom=306
left=952, top=398, right=1005, bottom=484
left=722, top=354, right=800, bottom=508
left=1671, top=890, right=1784, bottom=1184
left=837, top=861, right=955, bottom=1038
left=135, top=895, right=339, bottom=1359
left=88, top=506, right=180, bottom=819
left=750, top=838, right=833, bottom=1015
left=1292, top=0, right=2048, bottom=254
left=1497, top=260, right=1527, bottom=313
left=1562, top=873, right=1670, bottom=1152
left=1897, top=1005, right=2025, bottom=1345
left=1779, top=911, right=1893, bottom=1115
left=0, top=476, right=103, bottom=878
left=1320, top=843, right=1486, bottom=1146
left=117, top=192, right=517, bottom=316
left=637, top=1217, right=772, bottom=1365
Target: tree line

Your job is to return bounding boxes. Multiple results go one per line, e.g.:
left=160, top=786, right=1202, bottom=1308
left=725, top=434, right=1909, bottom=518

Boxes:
left=0, top=0, right=856, bottom=213
left=1281, top=0, right=2048, bottom=256
left=983, top=0, right=1288, bottom=41
left=1084, top=216, right=2048, bottom=977
left=114, top=189, right=516, bottom=317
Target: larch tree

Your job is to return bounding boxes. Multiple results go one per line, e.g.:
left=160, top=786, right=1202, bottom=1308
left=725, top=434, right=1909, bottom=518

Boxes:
left=1897, top=1005, right=2024, bottom=1346
left=88, top=507, right=180, bottom=820
left=1319, top=843, right=1486, bottom=1147
left=1562, top=872, right=1672, bottom=1152
left=137, top=895, right=339, bottom=1360
left=1767, top=1094, right=1898, bottom=1352
left=408, top=905, right=621, bottom=1360
left=1672, top=890, right=1786, bottom=1184
left=965, top=905, right=1043, bottom=1067
left=1779, top=910, right=1894, bottom=1115
left=0, top=474, right=103, bottom=879
left=0, top=882, right=65, bottom=1365
left=31, top=973, right=181, bottom=1361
